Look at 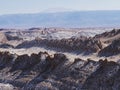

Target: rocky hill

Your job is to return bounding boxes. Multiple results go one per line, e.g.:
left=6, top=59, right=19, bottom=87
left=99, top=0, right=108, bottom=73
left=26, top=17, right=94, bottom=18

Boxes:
left=0, top=51, right=119, bottom=90
left=16, top=37, right=103, bottom=54
left=95, top=29, right=120, bottom=56
left=0, top=28, right=118, bottom=59
left=94, top=29, right=120, bottom=44
left=0, top=31, right=22, bottom=42
left=0, top=29, right=119, bottom=90
left=95, top=29, right=120, bottom=38
left=99, top=38, right=120, bottom=56
left=16, top=29, right=120, bottom=56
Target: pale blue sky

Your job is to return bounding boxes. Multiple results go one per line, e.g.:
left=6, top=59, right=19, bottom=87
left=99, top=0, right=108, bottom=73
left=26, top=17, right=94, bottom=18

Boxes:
left=0, top=0, right=120, bottom=15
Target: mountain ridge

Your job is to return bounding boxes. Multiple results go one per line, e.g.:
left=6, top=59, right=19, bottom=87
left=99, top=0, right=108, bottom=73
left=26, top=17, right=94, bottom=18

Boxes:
left=0, top=10, right=120, bottom=28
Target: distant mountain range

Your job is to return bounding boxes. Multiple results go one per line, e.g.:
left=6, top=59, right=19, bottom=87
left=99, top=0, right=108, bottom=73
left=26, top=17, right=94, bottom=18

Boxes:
left=0, top=10, right=120, bottom=28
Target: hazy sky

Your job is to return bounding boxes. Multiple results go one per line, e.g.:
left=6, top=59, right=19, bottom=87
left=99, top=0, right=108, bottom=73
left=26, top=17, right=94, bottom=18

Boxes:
left=0, top=0, right=120, bottom=15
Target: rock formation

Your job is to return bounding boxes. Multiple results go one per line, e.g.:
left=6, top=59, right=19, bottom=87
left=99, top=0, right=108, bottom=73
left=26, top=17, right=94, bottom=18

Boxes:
left=94, top=29, right=120, bottom=44
left=16, top=37, right=103, bottom=54
left=99, top=38, right=120, bottom=56
left=0, top=32, right=8, bottom=43
left=0, top=51, right=119, bottom=90
left=16, top=29, right=120, bottom=57
left=82, top=60, right=120, bottom=90
left=95, top=29, right=120, bottom=38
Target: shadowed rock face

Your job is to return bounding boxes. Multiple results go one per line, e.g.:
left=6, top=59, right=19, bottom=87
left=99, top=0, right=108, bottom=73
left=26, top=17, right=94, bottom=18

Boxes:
left=0, top=51, right=120, bottom=90
left=16, top=37, right=103, bottom=54
left=11, top=53, right=41, bottom=71
left=82, top=60, right=120, bottom=90
left=0, top=43, right=14, bottom=48
left=99, top=38, right=120, bottom=56
left=5, top=34, right=22, bottom=41
left=94, top=29, right=120, bottom=45
left=95, top=29, right=120, bottom=38
left=0, top=52, right=15, bottom=69
left=0, top=32, right=22, bottom=44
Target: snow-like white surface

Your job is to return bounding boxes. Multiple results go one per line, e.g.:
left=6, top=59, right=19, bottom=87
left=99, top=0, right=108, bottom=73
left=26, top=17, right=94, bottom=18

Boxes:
left=47, top=31, right=76, bottom=39
left=4, top=28, right=112, bottom=41
left=0, top=83, right=15, bottom=90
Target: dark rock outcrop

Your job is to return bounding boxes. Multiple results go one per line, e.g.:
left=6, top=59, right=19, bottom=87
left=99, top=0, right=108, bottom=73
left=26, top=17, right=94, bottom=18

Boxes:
left=5, top=34, right=22, bottom=41
left=0, top=51, right=119, bottom=90
left=95, top=29, right=120, bottom=38
left=16, top=37, right=103, bottom=54
left=82, top=60, right=120, bottom=90
left=0, top=52, right=15, bottom=69
left=0, top=43, right=14, bottom=48
left=99, top=38, right=120, bottom=56
left=94, top=29, right=120, bottom=44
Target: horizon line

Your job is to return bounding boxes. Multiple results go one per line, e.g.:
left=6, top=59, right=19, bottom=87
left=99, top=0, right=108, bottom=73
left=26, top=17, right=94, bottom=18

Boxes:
left=1, top=9, right=120, bottom=16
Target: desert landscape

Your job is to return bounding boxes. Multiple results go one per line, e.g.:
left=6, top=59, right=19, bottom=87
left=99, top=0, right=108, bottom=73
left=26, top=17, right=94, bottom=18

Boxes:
left=0, top=0, right=120, bottom=89
left=0, top=27, right=119, bottom=90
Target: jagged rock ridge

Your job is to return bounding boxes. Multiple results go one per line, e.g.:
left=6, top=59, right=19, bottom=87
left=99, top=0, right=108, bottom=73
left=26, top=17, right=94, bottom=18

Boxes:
left=16, top=36, right=103, bottom=53
left=99, top=38, right=120, bottom=56
left=15, top=29, right=120, bottom=56
left=0, top=51, right=120, bottom=90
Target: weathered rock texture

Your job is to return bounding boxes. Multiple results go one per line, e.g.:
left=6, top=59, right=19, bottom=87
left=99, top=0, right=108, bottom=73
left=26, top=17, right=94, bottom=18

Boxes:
left=95, top=29, right=120, bottom=39
left=0, top=32, right=8, bottom=43
left=16, top=36, right=103, bottom=53
left=94, top=29, right=120, bottom=44
left=99, top=38, right=120, bottom=56
left=0, top=51, right=120, bottom=90
left=16, top=29, right=120, bottom=55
